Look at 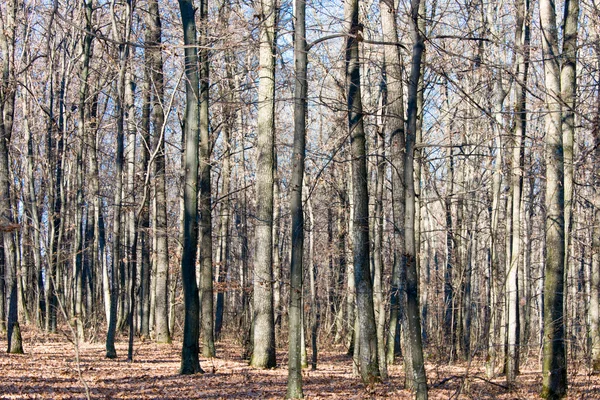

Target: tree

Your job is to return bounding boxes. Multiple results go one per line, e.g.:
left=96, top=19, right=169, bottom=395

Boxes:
left=506, top=0, right=530, bottom=383
left=286, top=0, right=307, bottom=395
left=344, top=0, right=379, bottom=383
left=403, top=0, right=427, bottom=396
left=0, top=0, right=22, bottom=354
left=198, top=0, right=215, bottom=358
left=179, top=0, right=204, bottom=375
left=539, top=0, right=567, bottom=396
left=146, top=0, right=171, bottom=345
left=106, top=0, right=133, bottom=359
left=251, top=0, right=278, bottom=369
left=379, top=0, right=405, bottom=370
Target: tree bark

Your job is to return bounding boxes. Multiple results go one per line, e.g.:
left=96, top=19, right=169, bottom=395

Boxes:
left=198, top=0, right=215, bottom=358
left=539, top=0, right=567, bottom=396
left=506, top=0, right=530, bottom=383
left=286, top=0, right=307, bottom=393
left=380, top=0, right=406, bottom=367
left=146, top=0, right=171, bottom=345
left=344, top=0, right=380, bottom=383
left=251, top=0, right=278, bottom=369
left=178, top=0, right=204, bottom=375
left=0, top=0, right=21, bottom=354
left=404, top=0, right=428, bottom=396
left=106, top=0, right=132, bottom=359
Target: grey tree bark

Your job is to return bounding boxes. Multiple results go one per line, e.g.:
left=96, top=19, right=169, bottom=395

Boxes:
left=73, top=0, right=94, bottom=343
left=250, top=0, right=278, bottom=369
left=0, top=0, right=22, bottom=354
left=539, top=0, right=567, bottom=396
left=506, top=0, right=530, bottom=383
left=560, top=0, right=579, bottom=359
left=197, top=0, right=215, bottom=358
left=178, top=0, right=204, bottom=375
left=404, top=0, right=428, bottom=396
left=286, top=0, right=306, bottom=393
left=592, top=33, right=600, bottom=372
left=146, top=0, right=171, bottom=345
left=106, top=0, right=132, bottom=359
left=379, top=0, right=406, bottom=367
left=344, top=0, right=380, bottom=383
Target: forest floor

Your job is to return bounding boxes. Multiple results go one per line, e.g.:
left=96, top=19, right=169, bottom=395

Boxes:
left=0, top=328, right=599, bottom=399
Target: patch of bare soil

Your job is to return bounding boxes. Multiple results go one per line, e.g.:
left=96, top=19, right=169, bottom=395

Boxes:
left=0, top=329, right=598, bottom=399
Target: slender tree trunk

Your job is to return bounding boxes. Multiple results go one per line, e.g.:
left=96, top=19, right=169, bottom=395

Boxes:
left=0, top=0, right=21, bottom=354
left=404, top=0, right=427, bottom=396
left=344, top=0, right=380, bottom=383
left=72, top=0, right=94, bottom=343
left=540, top=0, right=567, bottom=396
left=106, top=0, right=132, bottom=359
left=487, top=80, right=507, bottom=378
left=380, top=0, right=405, bottom=366
left=215, top=64, right=233, bottom=341
left=561, top=0, right=579, bottom=362
left=197, top=0, right=215, bottom=358
left=251, top=0, right=278, bottom=369
left=178, top=0, right=204, bottom=375
left=145, top=0, right=170, bottom=345
left=373, top=115, right=386, bottom=378
left=507, top=0, right=530, bottom=382
left=589, top=35, right=600, bottom=373
left=286, top=5, right=306, bottom=393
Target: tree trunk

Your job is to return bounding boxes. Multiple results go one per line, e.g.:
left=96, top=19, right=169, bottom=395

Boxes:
left=344, top=0, right=380, bottom=383
left=404, top=0, right=428, bottom=396
left=214, top=60, right=234, bottom=341
left=146, top=0, right=171, bottom=345
left=178, top=0, right=204, bottom=375
left=197, top=0, right=215, bottom=358
left=589, top=33, right=600, bottom=373
left=73, top=0, right=94, bottom=343
left=539, top=0, right=567, bottom=396
left=250, top=0, right=278, bottom=369
left=286, top=0, right=306, bottom=393
left=106, top=0, right=132, bottom=359
left=506, top=0, right=530, bottom=383
left=380, top=0, right=405, bottom=366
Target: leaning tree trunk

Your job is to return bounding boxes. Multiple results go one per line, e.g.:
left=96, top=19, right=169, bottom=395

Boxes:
left=250, top=0, right=278, bottom=369
left=539, top=0, right=567, bottom=397
left=344, top=0, right=380, bottom=383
